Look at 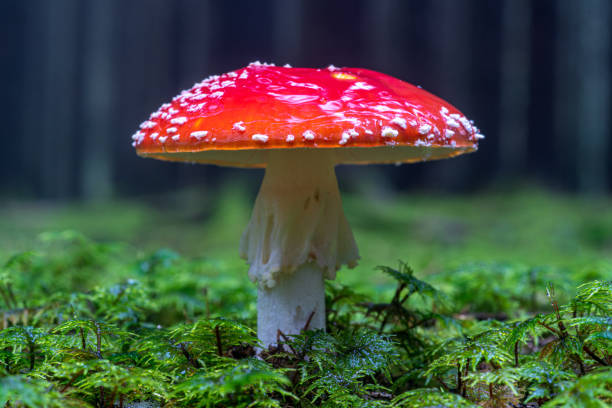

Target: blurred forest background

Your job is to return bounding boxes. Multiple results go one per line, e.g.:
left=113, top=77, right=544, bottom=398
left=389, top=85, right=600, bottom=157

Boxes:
left=2, top=0, right=611, bottom=201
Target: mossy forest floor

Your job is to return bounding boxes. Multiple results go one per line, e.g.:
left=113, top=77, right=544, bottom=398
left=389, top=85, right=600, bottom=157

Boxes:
left=0, top=188, right=610, bottom=407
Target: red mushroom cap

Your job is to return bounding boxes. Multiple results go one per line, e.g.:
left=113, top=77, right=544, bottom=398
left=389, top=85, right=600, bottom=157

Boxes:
left=132, top=62, right=483, bottom=167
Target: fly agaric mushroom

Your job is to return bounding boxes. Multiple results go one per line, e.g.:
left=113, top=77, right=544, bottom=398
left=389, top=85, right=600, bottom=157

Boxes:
left=132, top=62, right=484, bottom=347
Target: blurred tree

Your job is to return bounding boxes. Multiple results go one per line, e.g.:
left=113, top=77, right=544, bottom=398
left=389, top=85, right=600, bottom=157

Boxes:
left=556, top=0, right=610, bottom=193
left=81, top=0, right=115, bottom=200
left=175, top=0, right=213, bottom=189
left=498, top=0, right=531, bottom=180
left=427, top=0, right=474, bottom=191
left=40, top=0, right=79, bottom=198
left=575, top=0, right=610, bottom=193
left=273, top=0, right=302, bottom=65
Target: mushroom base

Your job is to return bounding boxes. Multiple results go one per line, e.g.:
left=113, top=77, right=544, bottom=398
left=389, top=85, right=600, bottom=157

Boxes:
left=257, top=262, right=325, bottom=347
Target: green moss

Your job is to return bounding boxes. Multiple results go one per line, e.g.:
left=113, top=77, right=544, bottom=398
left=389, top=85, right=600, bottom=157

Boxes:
left=0, top=189, right=611, bottom=406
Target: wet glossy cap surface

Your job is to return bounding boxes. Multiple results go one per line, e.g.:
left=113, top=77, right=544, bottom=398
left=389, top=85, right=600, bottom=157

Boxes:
left=132, top=62, right=484, bottom=167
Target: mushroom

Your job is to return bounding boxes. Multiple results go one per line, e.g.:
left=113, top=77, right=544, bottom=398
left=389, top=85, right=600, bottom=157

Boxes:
left=132, top=62, right=484, bottom=347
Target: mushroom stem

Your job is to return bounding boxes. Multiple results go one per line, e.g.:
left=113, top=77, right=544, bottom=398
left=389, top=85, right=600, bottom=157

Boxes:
left=257, top=262, right=325, bottom=347
left=240, top=149, right=359, bottom=347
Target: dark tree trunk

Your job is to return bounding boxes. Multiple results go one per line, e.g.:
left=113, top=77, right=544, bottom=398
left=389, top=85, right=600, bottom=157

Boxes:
left=427, top=0, right=473, bottom=191
left=555, top=0, right=610, bottom=193
left=575, top=0, right=610, bottom=193
left=273, top=0, right=303, bottom=65
left=498, top=0, right=531, bottom=180
left=40, top=0, right=79, bottom=198
left=81, top=0, right=115, bottom=200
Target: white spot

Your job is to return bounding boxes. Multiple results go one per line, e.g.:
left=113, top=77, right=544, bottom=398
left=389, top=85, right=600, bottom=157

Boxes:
left=187, top=103, right=205, bottom=112
left=418, top=124, right=432, bottom=135
left=233, top=121, right=246, bottom=132
left=150, top=112, right=162, bottom=119
left=239, top=71, right=249, bottom=79
left=131, top=131, right=145, bottom=141
left=168, top=108, right=179, bottom=114
left=227, top=71, right=238, bottom=78
left=167, top=127, right=178, bottom=133
left=170, top=117, right=188, bottom=125
left=161, top=103, right=171, bottom=109
left=348, top=82, right=375, bottom=91
left=158, top=136, right=168, bottom=143
left=440, top=106, right=449, bottom=115
left=190, top=131, right=208, bottom=140
left=150, top=132, right=159, bottom=140
left=451, top=140, right=457, bottom=147
left=365, top=129, right=373, bottom=135
left=140, top=120, right=156, bottom=129
left=339, top=131, right=351, bottom=145
left=131, top=141, right=137, bottom=147
left=302, top=130, right=315, bottom=140
left=191, top=93, right=208, bottom=100
left=427, top=134, right=435, bottom=140
left=286, top=134, right=295, bottom=143
left=210, top=91, right=224, bottom=98
left=327, top=64, right=339, bottom=71
left=172, top=135, right=180, bottom=141
left=459, top=116, right=473, bottom=133
left=415, top=139, right=428, bottom=146
left=252, top=134, right=269, bottom=143
left=446, top=118, right=460, bottom=128
left=390, top=117, right=407, bottom=129
left=381, top=126, right=399, bottom=138
left=348, top=129, right=359, bottom=137
left=283, top=63, right=292, bottom=68
left=408, top=119, right=417, bottom=127
left=444, top=129, right=455, bottom=139
left=249, top=60, right=275, bottom=67
left=474, top=133, right=486, bottom=140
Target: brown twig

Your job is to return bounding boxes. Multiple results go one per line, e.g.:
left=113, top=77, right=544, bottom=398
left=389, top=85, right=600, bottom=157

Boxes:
left=456, top=364, right=462, bottom=395
left=276, top=330, right=297, bottom=355
left=99, top=386, right=105, bottom=408
left=94, top=322, right=102, bottom=359
left=214, top=326, right=223, bottom=356
left=80, top=327, right=87, bottom=350
left=514, top=341, right=520, bottom=367
left=60, top=370, right=84, bottom=393
left=538, top=322, right=561, bottom=337
left=462, top=359, right=470, bottom=397
left=179, top=342, right=201, bottom=369
left=434, top=375, right=452, bottom=392
left=302, top=311, right=316, bottom=332
left=583, top=344, right=609, bottom=366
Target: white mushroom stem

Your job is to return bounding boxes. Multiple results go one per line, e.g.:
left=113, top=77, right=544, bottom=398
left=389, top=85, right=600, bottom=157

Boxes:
left=240, top=149, right=359, bottom=347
